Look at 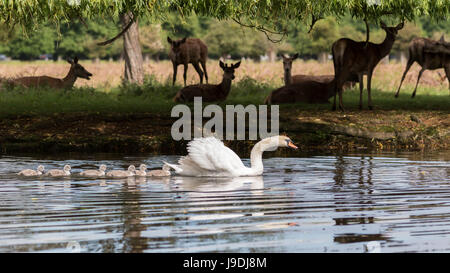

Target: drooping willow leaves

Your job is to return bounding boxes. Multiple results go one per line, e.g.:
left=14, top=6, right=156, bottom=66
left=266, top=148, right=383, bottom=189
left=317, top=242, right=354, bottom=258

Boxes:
left=0, top=0, right=448, bottom=33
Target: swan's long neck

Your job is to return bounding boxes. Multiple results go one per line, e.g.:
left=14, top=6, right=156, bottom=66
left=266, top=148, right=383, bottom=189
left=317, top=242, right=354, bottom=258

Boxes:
left=249, top=137, right=279, bottom=174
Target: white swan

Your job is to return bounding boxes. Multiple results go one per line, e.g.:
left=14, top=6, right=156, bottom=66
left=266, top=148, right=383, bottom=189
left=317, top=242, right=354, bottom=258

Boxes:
left=164, top=135, right=297, bottom=177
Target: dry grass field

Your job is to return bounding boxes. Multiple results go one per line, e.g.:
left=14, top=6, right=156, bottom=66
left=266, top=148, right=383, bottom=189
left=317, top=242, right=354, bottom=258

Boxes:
left=0, top=59, right=448, bottom=93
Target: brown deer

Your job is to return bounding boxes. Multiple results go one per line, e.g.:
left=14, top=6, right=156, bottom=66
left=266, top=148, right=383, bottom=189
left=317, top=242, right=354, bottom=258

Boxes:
left=9, top=57, right=92, bottom=88
left=167, top=37, right=208, bottom=86
left=173, top=60, right=240, bottom=102
left=395, top=36, right=450, bottom=98
left=332, top=21, right=404, bottom=111
left=264, top=78, right=337, bottom=104
left=281, top=53, right=357, bottom=89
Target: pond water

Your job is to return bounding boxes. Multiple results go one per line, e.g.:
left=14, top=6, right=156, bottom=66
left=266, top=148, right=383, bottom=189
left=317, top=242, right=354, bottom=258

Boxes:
left=0, top=151, right=449, bottom=253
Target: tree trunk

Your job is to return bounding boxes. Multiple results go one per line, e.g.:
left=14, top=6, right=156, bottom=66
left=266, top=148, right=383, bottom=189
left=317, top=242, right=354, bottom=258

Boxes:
left=121, top=12, right=144, bottom=84
left=318, top=52, right=328, bottom=63
left=400, top=51, right=407, bottom=65
left=268, top=49, right=276, bottom=62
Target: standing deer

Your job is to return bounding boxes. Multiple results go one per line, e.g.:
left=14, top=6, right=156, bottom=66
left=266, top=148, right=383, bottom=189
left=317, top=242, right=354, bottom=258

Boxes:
left=395, top=36, right=450, bottom=98
left=264, top=78, right=338, bottom=104
left=173, top=60, right=240, bottom=102
left=167, top=37, right=208, bottom=86
left=332, top=21, right=404, bottom=111
left=10, top=57, right=92, bottom=88
left=281, top=53, right=357, bottom=89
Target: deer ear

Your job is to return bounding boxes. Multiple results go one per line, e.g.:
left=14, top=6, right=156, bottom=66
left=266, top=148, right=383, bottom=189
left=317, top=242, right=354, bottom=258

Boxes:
left=167, top=37, right=172, bottom=44
left=380, top=21, right=386, bottom=28
left=396, top=22, right=404, bottom=30
left=181, top=37, right=187, bottom=44
left=219, top=61, right=225, bottom=69
left=292, top=53, right=299, bottom=60
left=73, top=56, right=79, bottom=64
left=233, top=61, right=241, bottom=69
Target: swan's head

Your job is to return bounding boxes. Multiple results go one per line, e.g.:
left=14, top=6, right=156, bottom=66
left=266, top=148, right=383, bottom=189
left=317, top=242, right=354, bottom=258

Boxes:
left=139, top=164, right=147, bottom=171
left=128, top=165, right=136, bottom=172
left=279, top=136, right=298, bottom=149
left=269, top=136, right=298, bottom=149
left=37, top=165, right=45, bottom=172
left=99, top=164, right=107, bottom=172
left=63, top=165, right=71, bottom=172
left=258, top=135, right=298, bottom=152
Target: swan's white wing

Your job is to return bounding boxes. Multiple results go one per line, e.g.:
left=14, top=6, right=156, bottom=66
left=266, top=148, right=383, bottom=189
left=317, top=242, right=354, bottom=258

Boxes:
left=184, top=137, right=247, bottom=174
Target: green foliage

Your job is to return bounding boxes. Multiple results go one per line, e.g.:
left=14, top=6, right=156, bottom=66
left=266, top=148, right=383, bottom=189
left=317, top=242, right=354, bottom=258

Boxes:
left=0, top=0, right=448, bottom=37
left=6, top=25, right=56, bottom=59
left=0, top=1, right=449, bottom=60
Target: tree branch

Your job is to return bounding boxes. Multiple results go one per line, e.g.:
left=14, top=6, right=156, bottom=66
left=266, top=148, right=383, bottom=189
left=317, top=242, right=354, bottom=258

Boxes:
left=232, top=18, right=287, bottom=43
left=308, top=14, right=322, bottom=33
left=97, top=13, right=135, bottom=46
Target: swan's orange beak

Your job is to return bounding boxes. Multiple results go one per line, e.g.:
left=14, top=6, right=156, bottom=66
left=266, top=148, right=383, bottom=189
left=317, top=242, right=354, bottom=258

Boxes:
left=288, top=141, right=298, bottom=149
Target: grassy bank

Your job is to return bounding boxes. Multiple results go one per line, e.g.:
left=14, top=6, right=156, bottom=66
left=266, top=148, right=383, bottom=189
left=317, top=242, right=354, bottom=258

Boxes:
left=0, top=73, right=448, bottom=117
left=0, top=60, right=448, bottom=154
left=0, top=76, right=448, bottom=154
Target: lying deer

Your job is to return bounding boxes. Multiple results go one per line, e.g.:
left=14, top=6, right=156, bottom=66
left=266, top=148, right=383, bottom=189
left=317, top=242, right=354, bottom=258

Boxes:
left=332, top=21, right=404, bottom=111
left=264, top=78, right=337, bottom=104
left=9, top=57, right=92, bottom=89
left=281, top=54, right=357, bottom=89
left=395, top=36, right=450, bottom=98
left=173, top=60, right=240, bottom=102
left=168, top=37, right=208, bottom=86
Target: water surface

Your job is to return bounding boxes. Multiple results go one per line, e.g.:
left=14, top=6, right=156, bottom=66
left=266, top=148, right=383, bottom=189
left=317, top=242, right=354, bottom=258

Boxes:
left=0, top=151, right=449, bottom=252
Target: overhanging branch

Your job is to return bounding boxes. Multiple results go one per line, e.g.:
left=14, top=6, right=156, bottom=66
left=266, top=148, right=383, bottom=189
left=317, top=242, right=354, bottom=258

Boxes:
left=97, top=13, right=136, bottom=46
left=232, top=18, right=286, bottom=43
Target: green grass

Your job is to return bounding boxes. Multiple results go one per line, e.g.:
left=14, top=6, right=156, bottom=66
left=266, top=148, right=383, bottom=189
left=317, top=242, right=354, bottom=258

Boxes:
left=0, top=75, right=448, bottom=118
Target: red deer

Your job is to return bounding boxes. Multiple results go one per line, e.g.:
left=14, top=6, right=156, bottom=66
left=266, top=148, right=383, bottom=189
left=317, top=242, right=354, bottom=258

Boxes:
left=173, top=60, right=240, bottom=102
left=332, top=21, right=404, bottom=111
left=167, top=37, right=208, bottom=86
left=264, top=78, right=337, bottom=104
left=281, top=53, right=357, bottom=89
left=9, top=57, right=92, bottom=88
left=395, top=36, right=450, bottom=98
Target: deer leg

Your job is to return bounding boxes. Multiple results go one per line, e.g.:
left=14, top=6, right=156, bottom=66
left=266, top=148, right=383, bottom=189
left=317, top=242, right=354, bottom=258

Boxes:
left=332, top=90, right=337, bottom=111
left=338, top=87, right=345, bottom=112
left=332, top=70, right=344, bottom=111
left=192, top=62, right=204, bottom=84
left=412, top=68, right=425, bottom=98
left=358, top=73, right=364, bottom=110
left=183, top=63, right=188, bottom=86
left=172, top=63, right=178, bottom=86
left=367, top=71, right=373, bottom=110
left=445, top=66, right=450, bottom=94
left=395, top=59, right=414, bottom=98
left=200, top=61, right=208, bottom=84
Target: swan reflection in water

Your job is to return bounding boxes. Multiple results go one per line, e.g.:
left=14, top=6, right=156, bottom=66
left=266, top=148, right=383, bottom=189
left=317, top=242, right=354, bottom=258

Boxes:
left=171, top=175, right=266, bottom=224
left=171, top=175, right=265, bottom=194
